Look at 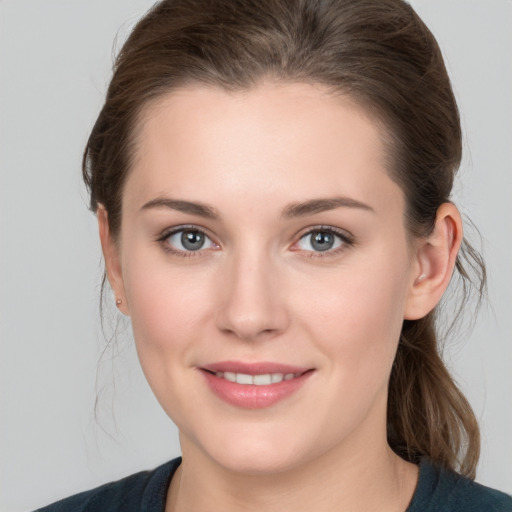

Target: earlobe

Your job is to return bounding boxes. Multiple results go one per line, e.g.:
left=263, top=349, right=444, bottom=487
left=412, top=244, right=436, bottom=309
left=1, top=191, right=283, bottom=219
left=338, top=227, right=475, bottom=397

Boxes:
left=404, top=203, right=463, bottom=320
left=97, top=206, right=129, bottom=315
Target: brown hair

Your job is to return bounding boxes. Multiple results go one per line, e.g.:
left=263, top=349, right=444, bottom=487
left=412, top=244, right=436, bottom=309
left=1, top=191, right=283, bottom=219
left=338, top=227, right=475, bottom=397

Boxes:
left=83, top=0, right=485, bottom=477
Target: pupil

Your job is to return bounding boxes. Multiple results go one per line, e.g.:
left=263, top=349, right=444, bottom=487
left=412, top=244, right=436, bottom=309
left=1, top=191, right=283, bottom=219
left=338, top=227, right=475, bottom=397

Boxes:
left=311, top=231, right=333, bottom=251
left=181, top=230, right=204, bottom=251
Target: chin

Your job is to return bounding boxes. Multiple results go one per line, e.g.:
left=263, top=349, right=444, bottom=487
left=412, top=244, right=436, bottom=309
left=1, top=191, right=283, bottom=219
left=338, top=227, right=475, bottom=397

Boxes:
left=211, top=444, right=304, bottom=476
left=187, top=420, right=321, bottom=476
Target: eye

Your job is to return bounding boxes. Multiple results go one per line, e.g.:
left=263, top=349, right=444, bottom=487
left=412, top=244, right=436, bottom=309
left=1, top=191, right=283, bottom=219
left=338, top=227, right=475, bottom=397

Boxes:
left=160, top=227, right=218, bottom=254
left=294, top=227, right=352, bottom=254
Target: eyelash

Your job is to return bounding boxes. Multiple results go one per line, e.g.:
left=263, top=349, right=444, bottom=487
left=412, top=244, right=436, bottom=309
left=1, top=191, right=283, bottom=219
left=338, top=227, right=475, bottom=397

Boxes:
left=156, top=225, right=355, bottom=259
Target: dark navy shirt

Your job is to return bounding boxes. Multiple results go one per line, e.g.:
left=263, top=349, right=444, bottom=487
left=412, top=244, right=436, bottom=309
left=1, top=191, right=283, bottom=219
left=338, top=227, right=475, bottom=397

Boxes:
left=35, top=457, right=512, bottom=511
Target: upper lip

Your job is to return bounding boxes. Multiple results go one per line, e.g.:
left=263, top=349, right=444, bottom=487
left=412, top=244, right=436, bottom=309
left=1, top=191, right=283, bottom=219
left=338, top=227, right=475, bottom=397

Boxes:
left=200, top=360, right=311, bottom=375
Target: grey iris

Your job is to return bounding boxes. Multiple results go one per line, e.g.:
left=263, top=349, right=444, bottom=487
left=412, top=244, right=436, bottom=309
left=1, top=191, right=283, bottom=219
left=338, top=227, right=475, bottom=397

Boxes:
left=311, top=231, right=334, bottom=251
left=181, top=230, right=205, bottom=250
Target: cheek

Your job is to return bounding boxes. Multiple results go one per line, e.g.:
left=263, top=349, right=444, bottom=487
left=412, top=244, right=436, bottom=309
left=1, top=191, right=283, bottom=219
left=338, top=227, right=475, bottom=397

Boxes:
left=120, top=245, right=215, bottom=373
left=298, top=253, right=410, bottom=383
left=120, top=252, right=220, bottom=424
left=287, top=257, right=411, bottom=451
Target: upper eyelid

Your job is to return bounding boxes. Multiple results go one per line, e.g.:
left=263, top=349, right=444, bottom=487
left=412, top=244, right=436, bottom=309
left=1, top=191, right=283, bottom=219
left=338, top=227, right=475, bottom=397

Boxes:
left=296, top=225, right=354, bottom=242
left=157, top=224, right=213, bottom=240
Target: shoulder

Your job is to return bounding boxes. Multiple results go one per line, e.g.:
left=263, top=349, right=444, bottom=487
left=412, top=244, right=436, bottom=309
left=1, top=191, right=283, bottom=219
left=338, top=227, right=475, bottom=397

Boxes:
left=408, top=458, right=512, bottom=512
left=33, top=458, right=181, bottom=512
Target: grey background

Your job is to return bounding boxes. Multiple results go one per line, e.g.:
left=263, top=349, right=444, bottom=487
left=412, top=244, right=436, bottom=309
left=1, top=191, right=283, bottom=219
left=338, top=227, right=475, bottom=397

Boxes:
left=0, top=1, right=510, bottom=510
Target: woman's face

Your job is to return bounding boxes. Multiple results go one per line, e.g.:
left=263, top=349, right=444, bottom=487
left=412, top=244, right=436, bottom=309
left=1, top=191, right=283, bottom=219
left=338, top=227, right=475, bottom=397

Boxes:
left=111, top=82, right=421, bottom=474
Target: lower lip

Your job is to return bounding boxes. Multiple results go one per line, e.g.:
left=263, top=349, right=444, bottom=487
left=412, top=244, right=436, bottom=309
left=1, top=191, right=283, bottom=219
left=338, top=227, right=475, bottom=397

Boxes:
left=200, top=370, right=313, bottom=409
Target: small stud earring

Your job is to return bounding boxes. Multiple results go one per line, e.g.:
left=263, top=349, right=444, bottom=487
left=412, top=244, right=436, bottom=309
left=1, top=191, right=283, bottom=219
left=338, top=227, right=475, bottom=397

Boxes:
left=116, top=298, right=122, bottom=307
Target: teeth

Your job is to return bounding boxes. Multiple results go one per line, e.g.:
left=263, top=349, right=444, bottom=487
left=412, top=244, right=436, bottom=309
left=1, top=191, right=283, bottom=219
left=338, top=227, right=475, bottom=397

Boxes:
left=236, top=373, right=253, bottom=385
left=224, top=372, right=236, bottom=382
left=213, top=371, right=299, bottom=385
left=253, top=374, right=273, bottom=385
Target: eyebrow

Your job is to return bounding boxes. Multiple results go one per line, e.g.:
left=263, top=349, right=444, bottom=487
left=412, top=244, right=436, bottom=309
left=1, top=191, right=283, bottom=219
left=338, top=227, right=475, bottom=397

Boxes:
left=141, top=198, right=219, bottom=219
left=140, top=195, right=374, bottom=220
left=282, top=197, right=375, bottom=218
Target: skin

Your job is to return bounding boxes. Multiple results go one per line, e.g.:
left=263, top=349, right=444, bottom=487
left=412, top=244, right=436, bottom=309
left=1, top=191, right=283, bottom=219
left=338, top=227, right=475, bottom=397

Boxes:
left=99, top=82, right=462, bottom=511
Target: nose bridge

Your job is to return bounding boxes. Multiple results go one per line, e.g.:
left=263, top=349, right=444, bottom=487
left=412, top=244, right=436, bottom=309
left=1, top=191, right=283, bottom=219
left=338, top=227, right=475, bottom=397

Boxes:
left=216, top=240, right=288, bottom=341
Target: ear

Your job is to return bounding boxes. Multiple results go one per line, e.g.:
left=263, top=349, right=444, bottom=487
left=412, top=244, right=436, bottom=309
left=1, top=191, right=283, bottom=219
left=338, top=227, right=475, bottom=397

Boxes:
left=97, top=206, right=129, bottom=316
left=404, top=203, right=463, bottom=320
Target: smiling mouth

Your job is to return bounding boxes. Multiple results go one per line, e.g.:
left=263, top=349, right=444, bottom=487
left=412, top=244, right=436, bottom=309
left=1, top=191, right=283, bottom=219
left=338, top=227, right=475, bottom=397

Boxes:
left=199, top=362, right=314, bottom=408
left=204, top=370, right=305, bottom=386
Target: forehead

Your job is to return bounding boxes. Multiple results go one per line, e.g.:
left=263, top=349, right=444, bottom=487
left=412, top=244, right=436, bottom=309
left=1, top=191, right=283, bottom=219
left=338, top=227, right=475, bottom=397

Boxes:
left=125, top=81, right=403, bottom=216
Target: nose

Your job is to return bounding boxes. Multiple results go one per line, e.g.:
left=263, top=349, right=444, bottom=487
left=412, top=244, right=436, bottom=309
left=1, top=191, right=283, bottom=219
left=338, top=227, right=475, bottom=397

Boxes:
left=215, top=249, right=289, bottom=342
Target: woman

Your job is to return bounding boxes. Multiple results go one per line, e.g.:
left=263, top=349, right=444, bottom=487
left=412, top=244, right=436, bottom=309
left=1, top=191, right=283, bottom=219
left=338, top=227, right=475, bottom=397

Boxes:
left=34, top=0, right=512, bottom=510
